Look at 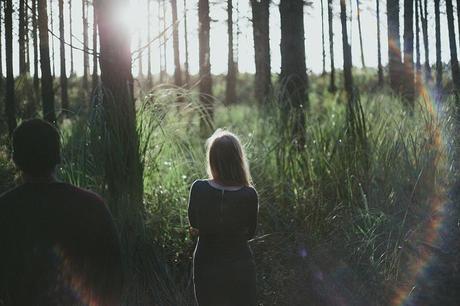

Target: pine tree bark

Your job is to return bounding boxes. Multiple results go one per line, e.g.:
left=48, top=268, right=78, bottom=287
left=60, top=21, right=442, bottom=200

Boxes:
left=82, top=0, right=89, bottom=92
left=321, top=0, right=326, bottom=75
left=19, top=0, right=27, bottom=75
left=420, top=0, right=431, bottom=81
left=183, top=0, right=190, bottom=88
left=92, top=2, right=98, bottom=91
left=50, top=0, right=56, bottom=78
left=32, top=0, right=40, bottom=100
left=403, top=0, right=415, bottom=108
left=340, top=0, right=353, bottom=100
left=4, top=0, right=16, bottom=136
left=250, top=0, right=271, bottom=104
left=434, top=0, right=442, bottom=93
left=225, top=0, right=236, bottom=105
left=94, top=0, right=144, bottom=263
left=356, top=0, right=365, bottom=68
left=376, top=0, right=384, bottom=85
left=446, top=0, right=460, bottom=97
left=279, top=0, right=308, bottom=147
left=59, top=0, right=69, bottom=114
left=328, top=0, right=337, bottom=92
left=171, top=0, right=182, bottom=87
left=147, top=0, right=152, bottom=86
left=387, top=0, right=403, bottom=93
left=69, top=0, right=74, bottom=75
left=198, top=0, right=213, bottom=131
left=415, top=0, right=421, bottom=82
left=38, top=0, right=57, bottom=124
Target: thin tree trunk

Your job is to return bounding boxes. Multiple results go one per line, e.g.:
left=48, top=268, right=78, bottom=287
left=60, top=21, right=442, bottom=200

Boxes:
left=387, top=0, right=402, bottom=93
left=59, top=0, right=69, bottom=114
left=38, top=0, right=57, bottom=124
left=340, top=0, right=354, bottom=100
left=279, top=0, right=308, bottom=147
left=198, top=0, right=213, bottom=131
left=147, top=0, right=152, bottom=86
left=420, top=0, right=431, bottom=81
left=171, top=0, right=182, bottom=87
left=50, top=0, right=56, bottom=78
left=356, top=0, right=365, bottom=68
left=32, top=0, right=40, bottom=101
left=4, top=0, right=16, bottom=136
left=376, top=0, right=383, bottom=85
left=183, top=0, right=190, bottom=87
left=457, top=0, right=460, bottom=49
left=83, top=0, right=89, bottom=92
left=250, top=0, right=271, bottom=104
left=158, top=0, right=164, bottom=83
left=434, top=0, right=442, bottom=93
left=446, top=0, right=460, bottom=97
left=92, top=2, right=98, bottom=91
left=328, top=0, right=337, bottom=92
left=19, top=0, right=27, bottom=75
left=415, top=0, right=421, bottom=83
left=69, top=0, right=74, bottom=74
left=25, top=0, right=30, bottom=73
left=137, top=36, right=143, bottom=77
left=162, top=0, right=167, bottom=81
left=403, top=0, right=415, bottom=108
left=225, top=0, right=236, bottom=105
left=321, top=0, right=326, bottom=75
left=0, top=0, right=3, bottom=83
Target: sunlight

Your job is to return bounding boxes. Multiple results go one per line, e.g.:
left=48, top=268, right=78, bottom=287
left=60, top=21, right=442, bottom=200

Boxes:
left=113, top=1, right=146, bottom=35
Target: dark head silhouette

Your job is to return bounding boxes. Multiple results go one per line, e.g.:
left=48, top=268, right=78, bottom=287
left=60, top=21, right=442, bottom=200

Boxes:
left=12, top=119, right=61, bottom=177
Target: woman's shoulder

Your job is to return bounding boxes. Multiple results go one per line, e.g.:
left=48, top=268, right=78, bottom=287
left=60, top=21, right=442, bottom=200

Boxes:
left=190, top=179, right=208, bottom=191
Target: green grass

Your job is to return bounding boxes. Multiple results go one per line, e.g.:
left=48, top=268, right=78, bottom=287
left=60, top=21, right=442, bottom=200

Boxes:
left=0, top=72, right=454, bottom=305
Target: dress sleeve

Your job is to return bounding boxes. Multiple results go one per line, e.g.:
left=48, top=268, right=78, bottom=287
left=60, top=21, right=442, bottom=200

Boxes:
left=188, top=181, right=199, bottom=229
left=247, top=188, right=259, bottom=240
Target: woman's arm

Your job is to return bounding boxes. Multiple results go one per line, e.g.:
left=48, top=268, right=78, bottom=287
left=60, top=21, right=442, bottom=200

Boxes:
left=247, top=188, right=259, bottom=240
left=187, top=181, right=199, bottom=235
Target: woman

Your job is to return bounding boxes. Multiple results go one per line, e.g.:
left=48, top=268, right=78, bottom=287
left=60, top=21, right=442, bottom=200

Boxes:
left=188, top=129, right=259, bottom=306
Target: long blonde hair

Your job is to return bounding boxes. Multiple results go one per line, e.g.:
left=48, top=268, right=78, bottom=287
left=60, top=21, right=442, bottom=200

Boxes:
left=206, top=129, right=252, bottom=186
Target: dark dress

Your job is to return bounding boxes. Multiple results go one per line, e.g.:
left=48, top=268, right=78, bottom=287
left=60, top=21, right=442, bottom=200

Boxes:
left=0, top=181, right=123, bottom=306
left=188, top=179, right=259, bottom=306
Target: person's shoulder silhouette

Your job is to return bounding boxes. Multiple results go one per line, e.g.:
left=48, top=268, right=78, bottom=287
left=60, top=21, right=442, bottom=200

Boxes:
left=0, top=119, right=123, bottom=306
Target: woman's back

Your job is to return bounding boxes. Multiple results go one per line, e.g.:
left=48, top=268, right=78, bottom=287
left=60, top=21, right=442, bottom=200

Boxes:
left=188, top=180, right=258, bottom=264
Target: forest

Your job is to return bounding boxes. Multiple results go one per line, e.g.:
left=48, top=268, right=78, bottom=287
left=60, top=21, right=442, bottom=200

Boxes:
left=0, top=0, right=459, bottom=305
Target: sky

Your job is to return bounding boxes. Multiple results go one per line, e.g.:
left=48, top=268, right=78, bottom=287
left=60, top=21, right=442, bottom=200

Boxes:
left=7, top=0, right=458, bottom=77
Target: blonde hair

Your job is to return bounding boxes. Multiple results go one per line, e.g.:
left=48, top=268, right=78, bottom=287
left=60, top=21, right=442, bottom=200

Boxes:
left=206, top=129, right=252, bottom=186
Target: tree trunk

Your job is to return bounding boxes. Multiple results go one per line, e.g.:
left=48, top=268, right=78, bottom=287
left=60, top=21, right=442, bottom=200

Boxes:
left=225, top=0, right=236, bottom=105
left=356, top=0, right=365, bottom=68
left=25, top=0, right=30, bottom=73
left=328, top=0, right=337, bottom=92
left=19, top=0, right=27, bottom=75
left=279, top=0, right=308, bottom=147
left=147, top=0, right=152, bottom=86
left=137, top=36, right=143, bottom=77
left=82, top=0, right=89, bottom=92
left=457, top=0, right=460, bottom=49
left=95, top=0, right=143, bottom=220
left=69, top=0, right=74, bottom=75
left=183, top=0, right=190, bottom=88
left=158, top=0, right=164, bottom=83
left=38, top=0, right=57, bottom=124
left=92, top=1, right=98, bottom=92
left=387, top=0, right=403, bottom=93
left=420, top=0, right=431, bottom=81
left=59, top=0, right=69, bottom=114
left=250, top=0, right=271, bottom=104
left=32, top=0, right=40, bottom=102
left=0, top=0, right=3, bottom=83
left=50, top=0, right=56, bottom=78
left=162, top=0, right=167, bottom=81
left=340, top=0, right=354, bottom=100
left=4, top=0, right=16, bottom=136
left=434, top=0, right=442, bottom=93
left=321, top=0, right=326, bottom=75
left=171, top=0, right=182, bottom=87
left=403, top=0, right=415, bottom=108
left=198, top=0, right=213, bottom=131
left=415, top=0, right=421, bottom=87
left=446, top=0, right=460, bottom=97
left=376, top=0, right=384, bottom=85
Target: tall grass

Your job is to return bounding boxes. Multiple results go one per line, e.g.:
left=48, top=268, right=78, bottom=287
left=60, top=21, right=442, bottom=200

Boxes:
left=55, top=82, right=452, bottom=305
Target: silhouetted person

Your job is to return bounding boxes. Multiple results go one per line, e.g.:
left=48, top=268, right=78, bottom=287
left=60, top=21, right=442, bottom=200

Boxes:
left=0, top=119, right=122, bottom=306
left=188, top=129, right=259, bottom=306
